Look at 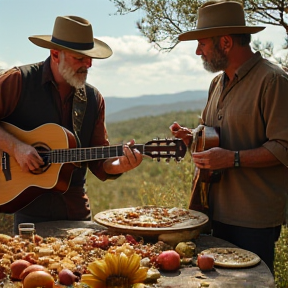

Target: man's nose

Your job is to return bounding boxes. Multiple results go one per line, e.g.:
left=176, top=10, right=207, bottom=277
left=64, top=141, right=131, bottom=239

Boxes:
left=82, top=57, right=92, bottom=68
left=196, top=44, right=202, bottom=55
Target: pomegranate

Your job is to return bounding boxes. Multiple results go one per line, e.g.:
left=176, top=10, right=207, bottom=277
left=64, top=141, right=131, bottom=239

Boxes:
left=58, top=268, right=79, bottom=286
left=156, top=250, right=181, bottom=271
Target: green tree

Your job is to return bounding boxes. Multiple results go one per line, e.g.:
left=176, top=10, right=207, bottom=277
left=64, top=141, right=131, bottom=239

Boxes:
left=110, top=0, right=203, bottom=51
left=244, top=0, right=288, bottom=71
left=110, top=0, right=288, bottom=67
left=244, top=0, right=288, bottom=32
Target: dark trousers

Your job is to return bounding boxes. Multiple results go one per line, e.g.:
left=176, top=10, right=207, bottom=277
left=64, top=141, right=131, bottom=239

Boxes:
left=212, top=220, right=281, bottom=274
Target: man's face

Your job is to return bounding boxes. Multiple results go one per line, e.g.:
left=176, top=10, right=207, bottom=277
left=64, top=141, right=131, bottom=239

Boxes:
left=58, top=51, right=92, bottom=88
left=196, top=37, right=229, bottom=73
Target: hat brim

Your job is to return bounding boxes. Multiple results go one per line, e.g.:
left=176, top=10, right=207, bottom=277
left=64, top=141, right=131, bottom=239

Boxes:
left=29, top=35, right=112, bottom=59
left=179, top=26, right=266, bottom=41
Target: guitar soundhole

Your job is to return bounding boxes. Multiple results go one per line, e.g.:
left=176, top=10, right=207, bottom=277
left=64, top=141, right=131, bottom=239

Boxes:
left=31, top=142, right=51, bottom=175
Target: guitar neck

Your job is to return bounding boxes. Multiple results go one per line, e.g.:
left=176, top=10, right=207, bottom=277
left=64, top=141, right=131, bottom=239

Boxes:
left=41, top=144, right=145, bottom=164
left=0, top=121, right=186, bottom=165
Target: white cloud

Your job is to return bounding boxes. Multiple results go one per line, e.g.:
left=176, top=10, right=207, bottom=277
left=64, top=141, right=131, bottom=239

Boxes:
left=88, top=35, right=214, bottom=97
left=2, top=25, right=286, bottom=98
left=88, top=26, right=287, bottom=97
left=252, top=25, right=285, bottom=52
left=0, top=60, right=26, bottom=71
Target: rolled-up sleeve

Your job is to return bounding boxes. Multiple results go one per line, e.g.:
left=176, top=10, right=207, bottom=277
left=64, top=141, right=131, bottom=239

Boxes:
left=262, top=73, right=288, bottom=166
left=0, top=68, right=22, bottom=118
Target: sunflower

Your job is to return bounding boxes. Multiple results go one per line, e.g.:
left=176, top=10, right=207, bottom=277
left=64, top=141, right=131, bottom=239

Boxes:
left=81, top=248, right=148, bottom=288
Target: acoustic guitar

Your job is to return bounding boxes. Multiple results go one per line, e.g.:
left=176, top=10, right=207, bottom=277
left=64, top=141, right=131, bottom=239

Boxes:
left=0, top=121, right=186, bottom=213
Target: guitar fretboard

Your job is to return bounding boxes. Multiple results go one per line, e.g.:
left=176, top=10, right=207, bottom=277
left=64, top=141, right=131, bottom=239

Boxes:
left=40, top=144, right=145, bottom=163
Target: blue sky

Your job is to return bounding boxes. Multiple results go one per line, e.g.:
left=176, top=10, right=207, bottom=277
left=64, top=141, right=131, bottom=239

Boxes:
left=0, top=0, right=285, bottom=97
left=0, top=0, right=141, bottom=64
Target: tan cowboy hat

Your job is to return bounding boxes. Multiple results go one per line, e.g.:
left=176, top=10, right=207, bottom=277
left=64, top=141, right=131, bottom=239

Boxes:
left=29, top=15, right=112, bottom=59
left=179, top=1, right=265, bottom=41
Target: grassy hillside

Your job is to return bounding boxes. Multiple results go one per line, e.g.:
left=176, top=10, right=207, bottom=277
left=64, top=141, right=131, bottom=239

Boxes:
left=86, top=110, right=201, bottom=215
left=104, top=90, right=207, bottom=115
left=106, top=99, right=206, bottom=123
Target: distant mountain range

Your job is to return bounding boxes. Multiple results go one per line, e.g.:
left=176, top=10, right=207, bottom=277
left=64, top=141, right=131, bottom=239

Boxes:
left=105, top=90, right=208, bottom=123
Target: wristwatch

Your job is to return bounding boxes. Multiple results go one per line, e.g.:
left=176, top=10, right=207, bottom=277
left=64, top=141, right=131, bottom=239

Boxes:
left=234, top=151, right=240, bottom=167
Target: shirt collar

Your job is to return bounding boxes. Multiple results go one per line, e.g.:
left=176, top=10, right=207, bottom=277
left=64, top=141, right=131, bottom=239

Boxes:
left=234, top=51, right=262, bottom=81
left=221, top=51, right=262, bottom=89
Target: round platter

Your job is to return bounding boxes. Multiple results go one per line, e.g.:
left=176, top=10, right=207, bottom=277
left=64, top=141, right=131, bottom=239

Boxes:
left=201, top=247, right=261, bottom=268
left=94, top=205, right=209, bottom=236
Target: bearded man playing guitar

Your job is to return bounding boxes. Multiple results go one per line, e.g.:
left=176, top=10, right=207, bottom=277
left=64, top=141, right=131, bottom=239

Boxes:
left=0, top=16, right=142, bottom=232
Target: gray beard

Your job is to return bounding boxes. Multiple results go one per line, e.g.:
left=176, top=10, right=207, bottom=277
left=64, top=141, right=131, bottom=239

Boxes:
left=58, top=55, right=87, bottom=89
left=202, top=46, right=229, bottom=73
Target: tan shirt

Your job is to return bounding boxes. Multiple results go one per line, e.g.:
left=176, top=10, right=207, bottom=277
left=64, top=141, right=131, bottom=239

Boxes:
left=202, top=52, right=288, bottom=228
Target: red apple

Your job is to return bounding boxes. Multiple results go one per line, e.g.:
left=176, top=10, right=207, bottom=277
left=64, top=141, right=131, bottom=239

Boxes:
left=197, top=254, right=215, bottom=271
left=156, top=250, right=181, bottom=271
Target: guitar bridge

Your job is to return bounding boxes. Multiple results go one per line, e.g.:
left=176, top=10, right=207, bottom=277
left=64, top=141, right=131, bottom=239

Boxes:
left=1, top=151, right=12, bottom=181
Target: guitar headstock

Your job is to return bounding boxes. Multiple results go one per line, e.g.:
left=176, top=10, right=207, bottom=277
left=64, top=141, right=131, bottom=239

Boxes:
left=143, top=138, right=187, bottom=162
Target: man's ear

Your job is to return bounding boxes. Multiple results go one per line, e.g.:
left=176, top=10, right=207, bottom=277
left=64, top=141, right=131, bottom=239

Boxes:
left=220, top=35, right=233, bottom=53
left=50, top=49, right=60, bottom=64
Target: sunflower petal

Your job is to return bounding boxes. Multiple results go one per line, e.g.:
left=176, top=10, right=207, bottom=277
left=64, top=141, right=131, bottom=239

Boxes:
left=81, top=274, right=106, bottom=288
left=105, top=252, right=119, bottom=275
left=118, top=252, right=130, bottom=276
left=81, top=274, right=97, bottom=281
left=130, top=267, right=148, bottom=284
left=127, top=253, right=141, bottom=275
left=87, top=260, right=108, bottom=281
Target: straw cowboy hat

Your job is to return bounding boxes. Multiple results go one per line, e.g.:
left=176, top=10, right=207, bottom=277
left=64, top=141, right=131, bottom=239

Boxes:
left=179, top=1, right=265, bottom=41
left=29, top=15, right=112, bottom=59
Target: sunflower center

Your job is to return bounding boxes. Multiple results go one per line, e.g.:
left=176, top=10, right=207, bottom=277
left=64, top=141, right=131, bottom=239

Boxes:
left=106, top=275, right=130, bottom=288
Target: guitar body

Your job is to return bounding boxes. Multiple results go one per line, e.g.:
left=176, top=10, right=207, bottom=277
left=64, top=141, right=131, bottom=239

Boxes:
left=0, top=122, right=76, bottom=213
left=189, top=126, right=220, bottom=212
left=195, top=126, right=220, bottom=152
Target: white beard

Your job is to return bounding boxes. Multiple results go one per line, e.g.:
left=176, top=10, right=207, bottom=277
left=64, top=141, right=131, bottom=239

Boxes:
left=58, top=52, right=88, bottom=89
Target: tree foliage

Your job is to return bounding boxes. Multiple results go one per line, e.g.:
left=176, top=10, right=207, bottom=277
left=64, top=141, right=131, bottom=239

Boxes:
left=110, top=0, right=288, bottom=50
left=110, top=0, right=204, bottom=51
left=110, top=0, right=288, bottom=68
left=244, top=0, right=288, bottom=71
left=244, top=0, right=288, bottom=32
left=86, top=109, right=201, bottom=213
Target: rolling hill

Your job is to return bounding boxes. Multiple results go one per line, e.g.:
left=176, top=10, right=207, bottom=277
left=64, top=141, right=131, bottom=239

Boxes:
left=105, top=90, right=207, bottom=123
